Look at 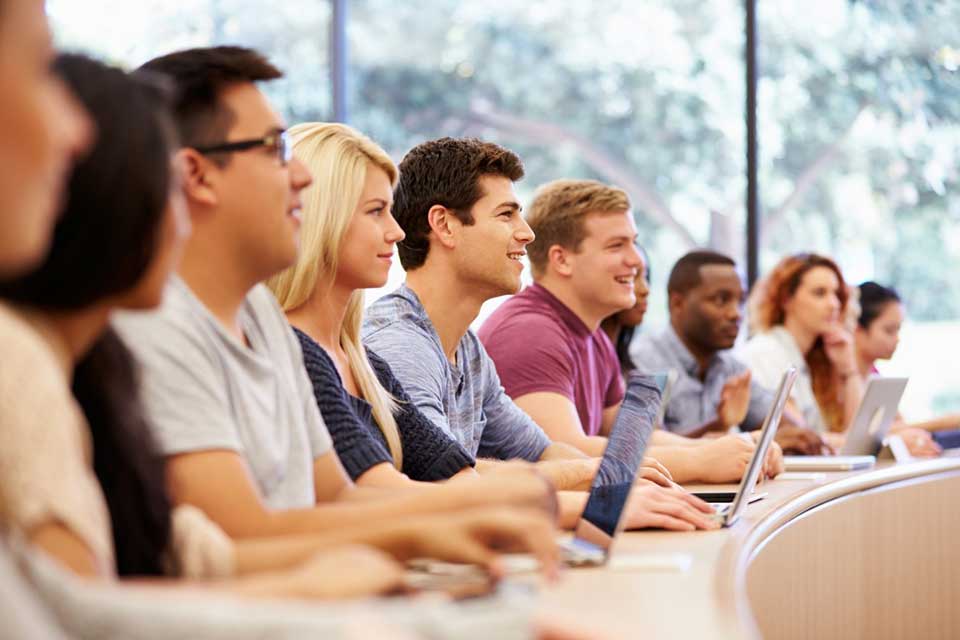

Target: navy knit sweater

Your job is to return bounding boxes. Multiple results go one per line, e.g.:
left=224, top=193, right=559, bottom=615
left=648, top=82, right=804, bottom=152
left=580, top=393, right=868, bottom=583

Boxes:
left=295, top=327, right=475, bottom=481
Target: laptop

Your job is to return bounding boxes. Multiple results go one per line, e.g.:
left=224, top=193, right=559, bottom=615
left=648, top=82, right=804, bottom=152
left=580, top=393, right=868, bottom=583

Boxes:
left=783, top=376, right=908, bottom=472
left=692, top=367, right=798, bottom=527
left=560, top=370, right=663, bottom=565
left=652, top=369, right=679, bottom=431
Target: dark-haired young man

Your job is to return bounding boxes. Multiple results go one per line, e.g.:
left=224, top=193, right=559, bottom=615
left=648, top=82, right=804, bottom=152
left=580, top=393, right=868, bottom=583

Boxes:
left=363, top=138, right=718, bottom=531
left=111, top=47, right=563, bottom=565
left=632, top=250, right=827, bottom=454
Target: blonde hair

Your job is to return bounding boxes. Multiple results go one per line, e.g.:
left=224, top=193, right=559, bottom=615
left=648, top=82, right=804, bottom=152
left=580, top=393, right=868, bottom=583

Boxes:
left=267, top=122, right=403, bottom=468
left=525, top=179, right=631, bottom=278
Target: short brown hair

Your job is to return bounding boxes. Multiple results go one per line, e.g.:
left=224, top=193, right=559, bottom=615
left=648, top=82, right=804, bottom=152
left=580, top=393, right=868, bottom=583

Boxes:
left=525, top=179, right=630, bottom=277
left=394, top=137, right=524, bottom=270
left=139, top=46, right=282, bottom=154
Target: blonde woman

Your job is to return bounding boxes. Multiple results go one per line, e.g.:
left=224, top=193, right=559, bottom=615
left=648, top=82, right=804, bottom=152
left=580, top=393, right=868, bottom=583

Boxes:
left=268, top=125, right=725, bottom=535
left=269, top=123, right=480, bottom=485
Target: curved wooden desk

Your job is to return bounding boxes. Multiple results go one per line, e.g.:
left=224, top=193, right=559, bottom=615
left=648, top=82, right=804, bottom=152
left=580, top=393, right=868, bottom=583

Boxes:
left=534, top=458, right=960, bottom=639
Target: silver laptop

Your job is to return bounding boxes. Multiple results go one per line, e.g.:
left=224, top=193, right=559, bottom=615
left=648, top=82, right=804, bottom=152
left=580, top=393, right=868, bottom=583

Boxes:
left=693, top=367, right=798, bottom=527
left=652, top=369, right=679, bottom=431
left=783, top=376, right=908, bottom=472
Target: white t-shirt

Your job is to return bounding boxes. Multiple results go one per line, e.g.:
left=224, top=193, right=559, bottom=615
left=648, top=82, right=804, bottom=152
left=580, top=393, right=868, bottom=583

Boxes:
left=740, top=326, right=827, bottom=432
left=113, top=278, right=332, bottom=509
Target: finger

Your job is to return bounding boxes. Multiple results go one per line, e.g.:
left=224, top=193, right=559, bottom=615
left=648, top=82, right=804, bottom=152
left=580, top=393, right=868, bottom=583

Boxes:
left=639, top=467, right=672, bottom=487
left=655, top=496, right=719, bottom=529
left=671, top=487, right=715, bottom=513
left=646, top=513, right=697, bottom=532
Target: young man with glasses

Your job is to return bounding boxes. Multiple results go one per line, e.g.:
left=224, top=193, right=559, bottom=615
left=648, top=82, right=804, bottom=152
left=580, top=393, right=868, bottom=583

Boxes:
left=111, top=47, right=562, bottom=566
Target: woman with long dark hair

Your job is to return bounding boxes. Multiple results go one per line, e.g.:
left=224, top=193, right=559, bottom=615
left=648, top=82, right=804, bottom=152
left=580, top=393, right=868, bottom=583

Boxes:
left=854, top=281, right=953, bottom=455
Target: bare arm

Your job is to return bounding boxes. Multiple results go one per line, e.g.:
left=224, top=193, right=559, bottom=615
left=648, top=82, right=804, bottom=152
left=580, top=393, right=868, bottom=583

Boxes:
left=165, top=450, right=518, bottom=539
left=29, top=523, right=101, bottom=577
left=514, top=392, right=608, bottom=457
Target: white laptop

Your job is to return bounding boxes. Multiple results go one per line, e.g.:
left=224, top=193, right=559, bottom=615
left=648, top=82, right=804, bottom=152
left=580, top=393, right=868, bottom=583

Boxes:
left=692, top=367, right=798, bottom=527
left=783, top=376, right=908, bottom=472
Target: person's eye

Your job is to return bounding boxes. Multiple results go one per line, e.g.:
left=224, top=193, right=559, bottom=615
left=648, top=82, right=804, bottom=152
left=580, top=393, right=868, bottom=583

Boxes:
left=367, top=207, right=385, bottom=216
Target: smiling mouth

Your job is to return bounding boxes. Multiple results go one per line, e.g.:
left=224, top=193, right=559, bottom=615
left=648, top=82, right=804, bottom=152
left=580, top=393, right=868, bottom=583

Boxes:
left=507, top=251, right=525, bottom=261
left=614, top=275, right=634, bottom=285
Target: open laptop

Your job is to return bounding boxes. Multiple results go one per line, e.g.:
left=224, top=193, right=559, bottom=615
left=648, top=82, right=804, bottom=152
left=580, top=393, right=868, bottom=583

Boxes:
left=652, top=369, right=679, bottom=431
left=560, top=370, right=663, bottom=565
left=783, top=376, right=908, bottom=472
left=692, top=367, right=798, bottom=527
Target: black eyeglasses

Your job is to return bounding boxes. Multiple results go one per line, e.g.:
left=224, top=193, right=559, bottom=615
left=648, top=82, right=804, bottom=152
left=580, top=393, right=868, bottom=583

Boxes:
left=194, top=128, right=292, bottom=165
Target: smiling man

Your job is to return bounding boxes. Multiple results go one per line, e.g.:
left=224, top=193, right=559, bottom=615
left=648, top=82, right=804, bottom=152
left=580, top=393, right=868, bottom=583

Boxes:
left=479, top=183, right=785, bottom=483
left=363, top=138, right=718, bottom=530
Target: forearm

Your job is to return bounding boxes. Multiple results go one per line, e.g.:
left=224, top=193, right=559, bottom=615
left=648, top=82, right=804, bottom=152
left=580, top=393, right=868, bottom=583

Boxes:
left=841, top=375, right=865, bottom=429
left=682, top=419, right=726, bottom=439
left=556, top=492, right=587, bottom=529
left=651, top=430, right=700, bottom=447
left=645, top=446, right=703, bottom=484
left=902, top=414, right=960, bottom=433
left=532, top=457, right=599, bottom=491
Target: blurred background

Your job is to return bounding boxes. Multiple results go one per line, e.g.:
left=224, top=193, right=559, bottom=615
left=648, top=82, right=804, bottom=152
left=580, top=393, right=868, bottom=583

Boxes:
left=49, top=0, right=960, bottom=419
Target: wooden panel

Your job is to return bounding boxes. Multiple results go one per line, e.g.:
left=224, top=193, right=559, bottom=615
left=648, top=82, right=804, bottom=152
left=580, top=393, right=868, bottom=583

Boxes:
left=746, top=471, right=960, bottom=640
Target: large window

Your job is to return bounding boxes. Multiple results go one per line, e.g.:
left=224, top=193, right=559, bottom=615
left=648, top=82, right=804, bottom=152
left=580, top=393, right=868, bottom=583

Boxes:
left=758, top=1, right=960, bottom=418
left=49, top=1, right=958, bottom=418
left=348, top=0, right=744, bottom=325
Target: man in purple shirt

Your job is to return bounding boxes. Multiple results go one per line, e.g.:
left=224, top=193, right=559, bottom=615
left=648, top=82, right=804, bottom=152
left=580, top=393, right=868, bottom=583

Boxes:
left=481, top=179, right=784, bottom=483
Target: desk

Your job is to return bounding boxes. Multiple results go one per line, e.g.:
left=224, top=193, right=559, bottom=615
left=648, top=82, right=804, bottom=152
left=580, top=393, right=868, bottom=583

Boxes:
left=534, top=458, right=960, bottom=639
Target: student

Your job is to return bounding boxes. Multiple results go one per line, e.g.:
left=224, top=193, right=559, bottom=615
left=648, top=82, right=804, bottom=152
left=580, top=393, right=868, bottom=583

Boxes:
left=268, top=122, right=476, bottom=485
left=364, top=139, right=717, bottom=531
left=0, top=3, right=93, bottom=636
left=0, top=0, right=91, bottom=276
left=600, top=247, right=651, bottom=374
left=0, top=50, right=408, bottom=597
left=479, top=181, right=783, bottom=482
left=632, top=250, right=827, bottom=455
left=743, top=253, right=862, bottom=441
left=854, top=281, right=949, bottom=455
left=109, top=47, right=560, bottom=559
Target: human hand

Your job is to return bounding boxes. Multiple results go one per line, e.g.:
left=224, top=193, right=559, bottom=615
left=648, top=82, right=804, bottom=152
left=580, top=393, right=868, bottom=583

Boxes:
left=774, top=425, right=831, bottom=455
left=822, top=326, right=857, bottom=376
left=896, top=428, right=942, bottom=458
left=748, top=432, right=783, bottom=479
left=284, top=545, right=406, bottom=599
left=406, top=508, right=560, bottom=580
left=717, top=371, right=752, bottom=429
left=459, top=463, right=558, bottom=520
left=638, top=456, right=673, bottom=487
left=621, top=484, right=719, bottom=531
left=692, top=433, right=757, bottom=483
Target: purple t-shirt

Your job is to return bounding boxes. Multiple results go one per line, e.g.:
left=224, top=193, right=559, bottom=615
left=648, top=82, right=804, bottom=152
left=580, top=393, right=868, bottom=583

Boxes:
left=478, top=283, right=625, bottom=437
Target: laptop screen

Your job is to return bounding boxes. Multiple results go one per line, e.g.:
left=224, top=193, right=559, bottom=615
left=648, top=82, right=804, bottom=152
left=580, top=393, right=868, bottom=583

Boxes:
left=577, top=372, right=661, bottom=542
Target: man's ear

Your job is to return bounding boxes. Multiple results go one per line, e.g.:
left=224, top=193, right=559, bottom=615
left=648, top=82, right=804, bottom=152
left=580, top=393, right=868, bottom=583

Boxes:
left=427, top=205, right=459, bottom=250
left=547, top=244, right=574, bottom=277
left=668, top=290, right=686, bottom=316
left=176, top=148, right=219, bottom=209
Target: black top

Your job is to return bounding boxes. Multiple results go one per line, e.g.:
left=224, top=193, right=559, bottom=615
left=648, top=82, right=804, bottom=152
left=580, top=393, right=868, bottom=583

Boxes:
left=295, top=327, right=475, bottom=481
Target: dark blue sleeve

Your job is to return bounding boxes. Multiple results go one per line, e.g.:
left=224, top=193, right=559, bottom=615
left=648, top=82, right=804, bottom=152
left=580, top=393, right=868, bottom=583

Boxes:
left=295, top=329, right=393, bottom=480
left=367, top=349, right=476, bottom=480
